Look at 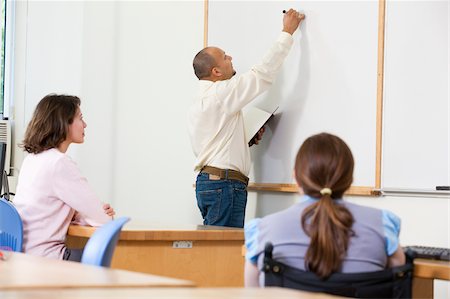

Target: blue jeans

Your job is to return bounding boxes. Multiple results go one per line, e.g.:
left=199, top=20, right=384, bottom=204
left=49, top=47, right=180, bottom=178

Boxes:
left=196, top=172, right=248, bottom=228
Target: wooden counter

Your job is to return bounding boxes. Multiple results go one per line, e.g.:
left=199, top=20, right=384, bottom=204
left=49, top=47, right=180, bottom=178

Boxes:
left=67, top=223, right=450, bottom=298
left=66, top=222, right=244, bottom=287
left=412, top=258, right=450, bottom=299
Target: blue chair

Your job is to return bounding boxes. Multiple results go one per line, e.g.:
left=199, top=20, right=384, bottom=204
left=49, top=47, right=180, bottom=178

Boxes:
left=0, top=198, right=23, bottom=252
left=80, top=217, right=130, bottom=267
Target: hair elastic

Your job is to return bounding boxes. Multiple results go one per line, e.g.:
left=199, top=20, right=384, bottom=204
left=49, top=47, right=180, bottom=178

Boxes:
left=320, top=188, right=332, bottom=196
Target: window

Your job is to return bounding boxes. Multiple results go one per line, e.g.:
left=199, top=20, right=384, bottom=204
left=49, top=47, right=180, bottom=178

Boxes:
left=0, top=0, right=13, bottom=119
left=0, top=0, right=6, bottom=116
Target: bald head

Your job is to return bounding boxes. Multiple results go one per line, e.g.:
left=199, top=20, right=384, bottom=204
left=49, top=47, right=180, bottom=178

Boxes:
left=193, top=47, right=217, bottom=79
left=193, top=47, right=235, bottom=81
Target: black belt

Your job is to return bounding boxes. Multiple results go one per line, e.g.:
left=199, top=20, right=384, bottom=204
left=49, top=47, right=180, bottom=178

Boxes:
left=201, top=166, right=249, bottom=185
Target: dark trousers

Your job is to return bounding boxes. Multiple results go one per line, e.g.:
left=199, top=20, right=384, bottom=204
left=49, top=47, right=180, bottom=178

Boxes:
left=63, top=248, right=83, bottom=262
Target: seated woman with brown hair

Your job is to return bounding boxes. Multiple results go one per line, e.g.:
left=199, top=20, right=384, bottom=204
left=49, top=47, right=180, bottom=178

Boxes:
left=14, top=94, right=115, bottom=261
left=244, top=133, right=405, bottom=286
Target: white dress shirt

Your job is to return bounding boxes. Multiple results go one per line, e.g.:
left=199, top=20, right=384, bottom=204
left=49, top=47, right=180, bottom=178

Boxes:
left=188, top=32, right=295, bottom=176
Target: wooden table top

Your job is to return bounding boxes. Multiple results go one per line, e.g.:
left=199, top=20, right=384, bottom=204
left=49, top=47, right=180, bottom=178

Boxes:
left=68, top=222, right=244, bottom=241
left=0, top=287, right=343, bottom=298
left=413, top=258, right=450, bottom=280
left=0, top=251, right=194, bottom=289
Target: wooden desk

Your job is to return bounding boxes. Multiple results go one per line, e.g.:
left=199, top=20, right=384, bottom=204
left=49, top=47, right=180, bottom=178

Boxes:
left=0, top=251, right=194, bottom=289
left=67, top=223, right=450, bottom=297
left=0, top=287, right=343, bottom=298
left=66, top=223, right=244, bottom=287
left=412, top=258, right=450, bottom=299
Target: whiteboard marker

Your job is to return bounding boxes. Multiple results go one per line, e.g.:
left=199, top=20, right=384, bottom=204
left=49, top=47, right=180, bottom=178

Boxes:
left=283, top=10, right=305, bottom=19
left=436, top=186, right=450, bottom=191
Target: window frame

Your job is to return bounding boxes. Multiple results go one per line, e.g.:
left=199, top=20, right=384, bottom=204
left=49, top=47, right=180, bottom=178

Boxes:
left=2, top=0, right=14, bottom=119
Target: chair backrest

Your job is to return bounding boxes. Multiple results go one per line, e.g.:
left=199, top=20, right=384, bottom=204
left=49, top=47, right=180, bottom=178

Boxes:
left=80, top=217, right=130, bottom=267
left=263, top=242, right=414, bottom=299
left=0, top=198, right=23, bottom=252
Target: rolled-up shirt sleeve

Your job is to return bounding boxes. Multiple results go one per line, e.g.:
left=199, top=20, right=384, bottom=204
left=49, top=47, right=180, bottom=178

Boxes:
left=245, top=218, right=262, bottom=264
left=382, top=210, right=401, bottom=256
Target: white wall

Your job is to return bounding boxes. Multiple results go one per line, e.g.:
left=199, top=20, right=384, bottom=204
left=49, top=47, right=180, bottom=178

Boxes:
left=8, top=1, right=450, bottom=296
left=11, top=0, right=203, bottom=224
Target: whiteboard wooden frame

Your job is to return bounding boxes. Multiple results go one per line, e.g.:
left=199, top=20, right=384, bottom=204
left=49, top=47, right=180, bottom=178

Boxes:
left=203, top=0, right=386, bottom=196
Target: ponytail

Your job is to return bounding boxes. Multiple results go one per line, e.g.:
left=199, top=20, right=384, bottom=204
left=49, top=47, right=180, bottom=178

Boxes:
left=301, top=194, right=354, bottom=278
left=294, top=133, right=355, bottom=278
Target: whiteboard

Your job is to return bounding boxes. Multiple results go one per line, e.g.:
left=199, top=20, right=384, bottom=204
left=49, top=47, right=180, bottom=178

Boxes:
left=382, top=0, right=449, bottom=190
left=208, top=1, right=379, bottom=187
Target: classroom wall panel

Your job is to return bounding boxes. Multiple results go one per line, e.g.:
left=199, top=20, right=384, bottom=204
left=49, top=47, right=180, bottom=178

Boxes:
left=111, top=1, right=203, bottom=224
left=382, top=0, right=449, bottom=190
left=12, top=1, right=117, bottom=204
left=11, top=1, right=204, bottom=224
left=208, top=1, right=379, bottom=188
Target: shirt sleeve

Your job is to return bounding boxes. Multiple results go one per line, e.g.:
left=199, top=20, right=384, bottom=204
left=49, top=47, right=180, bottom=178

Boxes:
left=218, top=32, right=295, bottom=115
left=382, top=210, right=401, bottom=256
left=244, top=218, right=262, bottom=264
left=71, top=211, right=90, bottom=226
left=53, top=155, right=112, bottom=226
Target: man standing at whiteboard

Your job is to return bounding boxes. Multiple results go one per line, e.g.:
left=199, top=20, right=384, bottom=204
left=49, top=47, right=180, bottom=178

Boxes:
left=188, top=9, right=305, bottom=228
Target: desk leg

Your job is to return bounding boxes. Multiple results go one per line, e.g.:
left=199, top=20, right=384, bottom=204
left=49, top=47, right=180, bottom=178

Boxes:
left=413, top=277, right=433, bottom=299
